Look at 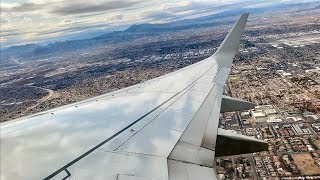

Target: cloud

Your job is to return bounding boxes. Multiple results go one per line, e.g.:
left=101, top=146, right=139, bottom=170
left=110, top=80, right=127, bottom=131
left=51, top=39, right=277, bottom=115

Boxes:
left=1, top=29, right=28, bottom=37
left=0, top=2, right=19, bottom=10
left=146, top=12, right=177, bottom=21
left=36, top=23, right=113, bottom=36
left=1, top=0, right=146, bottom=15
left=52, top=0, right=145, bottom=15
left=142, top=1, right=245, bottom=23
left=1, top=2, right=45, bottom=12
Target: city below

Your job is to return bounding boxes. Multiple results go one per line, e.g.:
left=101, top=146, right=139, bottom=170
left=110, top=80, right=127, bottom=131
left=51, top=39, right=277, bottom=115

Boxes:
left=0, top=1, right=319, bottom=180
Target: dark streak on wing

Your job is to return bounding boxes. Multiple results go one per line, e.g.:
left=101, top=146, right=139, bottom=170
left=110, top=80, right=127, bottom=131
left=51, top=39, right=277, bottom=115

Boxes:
left=43, top=92, right=179, bottom=180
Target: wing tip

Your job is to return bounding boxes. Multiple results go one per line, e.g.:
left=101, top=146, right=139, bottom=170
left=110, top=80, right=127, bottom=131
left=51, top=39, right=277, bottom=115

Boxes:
left=242, top=12, right=250, bottom=18
left=238, top=13, right=249, bottom=23
left=213, top=13, right=249, bottom=67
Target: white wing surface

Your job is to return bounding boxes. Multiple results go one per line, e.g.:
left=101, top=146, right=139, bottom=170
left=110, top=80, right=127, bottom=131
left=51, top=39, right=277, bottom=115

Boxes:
left=1, top=13, right=267, bottom=180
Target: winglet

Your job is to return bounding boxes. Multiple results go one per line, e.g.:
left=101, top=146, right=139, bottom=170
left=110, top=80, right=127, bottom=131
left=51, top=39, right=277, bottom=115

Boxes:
left=213, top=13, right=249, bottom=68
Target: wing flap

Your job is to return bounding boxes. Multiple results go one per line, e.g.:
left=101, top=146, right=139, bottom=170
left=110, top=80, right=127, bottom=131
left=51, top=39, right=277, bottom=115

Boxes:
left=177, top=85, right=217, bottom=147
left=168, top=141, right=215, bottom=168
left=168, top=160, right=217, bottom=180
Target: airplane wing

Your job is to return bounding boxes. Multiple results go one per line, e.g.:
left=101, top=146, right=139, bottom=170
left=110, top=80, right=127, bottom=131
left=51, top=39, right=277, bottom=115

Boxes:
left=0, top=13, right=268, bottom=180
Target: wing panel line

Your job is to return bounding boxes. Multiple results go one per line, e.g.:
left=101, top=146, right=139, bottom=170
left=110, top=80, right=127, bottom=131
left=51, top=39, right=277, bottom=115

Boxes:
left=43, top=92, right=180, bottom=180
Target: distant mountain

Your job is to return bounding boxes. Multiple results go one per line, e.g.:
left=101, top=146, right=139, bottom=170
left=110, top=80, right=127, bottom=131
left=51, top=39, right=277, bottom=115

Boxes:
left=311, top=5, right=320, bottom=10
left=291, top=2, right=320, bottom=13
left=0, top=44, right=41, bottom=62
left=32, top=31, right=158, bottom=56
left=8, top=44, right=39, bottom=51
left=125, top=21, right=233, bottom=33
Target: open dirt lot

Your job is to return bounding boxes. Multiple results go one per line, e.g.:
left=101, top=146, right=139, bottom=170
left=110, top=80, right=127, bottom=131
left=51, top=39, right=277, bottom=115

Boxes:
left=277, top=33, right=320, bottom=46
left=291, top=153, right=320, bottom=175
left=313, top=139, right=320, bottom=149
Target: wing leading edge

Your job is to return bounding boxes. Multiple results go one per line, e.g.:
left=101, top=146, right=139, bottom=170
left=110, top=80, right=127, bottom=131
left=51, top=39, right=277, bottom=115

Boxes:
left=0, top=13, right=268, bottom=180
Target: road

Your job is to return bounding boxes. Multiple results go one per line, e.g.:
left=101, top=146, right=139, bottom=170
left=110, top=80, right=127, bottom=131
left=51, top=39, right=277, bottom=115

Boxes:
left=248, top=155, right=259, bottom=180
left=23, top=85, right=54, bottom=112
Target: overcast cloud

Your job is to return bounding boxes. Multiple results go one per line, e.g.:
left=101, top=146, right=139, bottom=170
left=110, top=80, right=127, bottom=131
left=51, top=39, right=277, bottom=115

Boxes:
left=0, top=0, right=318, bottom=48
left=52, top=1, right=146, bottom=15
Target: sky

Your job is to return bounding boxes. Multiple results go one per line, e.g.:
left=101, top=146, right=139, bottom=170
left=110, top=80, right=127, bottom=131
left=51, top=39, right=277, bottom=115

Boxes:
left=0, top=0, right=317, bottom=48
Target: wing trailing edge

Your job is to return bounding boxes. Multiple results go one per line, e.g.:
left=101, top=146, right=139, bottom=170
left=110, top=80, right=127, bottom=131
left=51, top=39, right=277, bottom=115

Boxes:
left=221, top=95, right=255, bottom=113
left=215, top=128, right=269, bottom=157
